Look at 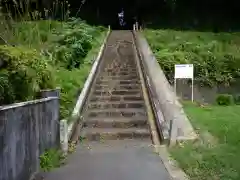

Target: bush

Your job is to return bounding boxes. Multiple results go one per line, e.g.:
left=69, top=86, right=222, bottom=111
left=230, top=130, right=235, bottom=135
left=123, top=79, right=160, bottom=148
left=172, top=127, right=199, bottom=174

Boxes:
left=54, top=29, right=106, bottom=119
left=52, top=19, right=95, bottom=70
left=0, top=16, right=107, bottom=119
left=0, top=45, right=54, bottom=105
left=234, top=94, right=240, bottom=105
left=144, top=30, right=240, bottom=87
left=216, top=94, right=234, bottom=106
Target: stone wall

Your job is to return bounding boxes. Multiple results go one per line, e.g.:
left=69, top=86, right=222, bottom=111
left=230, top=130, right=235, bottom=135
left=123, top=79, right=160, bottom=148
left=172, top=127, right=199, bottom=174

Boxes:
left=0, top=94, right=60, bottom=180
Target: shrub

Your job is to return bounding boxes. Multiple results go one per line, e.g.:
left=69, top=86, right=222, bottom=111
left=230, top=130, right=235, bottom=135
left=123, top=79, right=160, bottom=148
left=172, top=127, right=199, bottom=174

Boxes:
left=52, top=19, right=94, bottom=70
left=234, top=94, right=240, bottom=105
left=216, top=94, right=234, bottom=106
left=144, top=30, right=240, bottom=87
left=39, top=149, right=65, bottom=172
left=0, top=45, right=54, bottom=105
left=0, top=14, right=107, bottom=119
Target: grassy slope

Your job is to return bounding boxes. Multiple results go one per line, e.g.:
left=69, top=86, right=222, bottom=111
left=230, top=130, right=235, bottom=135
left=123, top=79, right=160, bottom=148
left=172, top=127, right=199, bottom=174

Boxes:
left=55, top=31, right=107, bottom=119
left=44, top=21, right=107, bottom=119
left=170, top=103, right=240, bottom=180
left=144, top=29, right=240, bottom=86
left=0, top=19, right=107, bottom=119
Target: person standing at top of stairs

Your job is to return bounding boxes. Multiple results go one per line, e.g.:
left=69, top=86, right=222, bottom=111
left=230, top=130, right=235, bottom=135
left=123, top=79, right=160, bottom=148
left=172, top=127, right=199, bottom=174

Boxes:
left=118, top=8, right=126, bottom=28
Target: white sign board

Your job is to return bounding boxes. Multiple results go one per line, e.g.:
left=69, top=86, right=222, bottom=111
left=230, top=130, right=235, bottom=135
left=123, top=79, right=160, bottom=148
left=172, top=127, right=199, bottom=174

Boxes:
left=174, top=64, right=194, bottom=102
left=174, top=64, right=193, bottom=79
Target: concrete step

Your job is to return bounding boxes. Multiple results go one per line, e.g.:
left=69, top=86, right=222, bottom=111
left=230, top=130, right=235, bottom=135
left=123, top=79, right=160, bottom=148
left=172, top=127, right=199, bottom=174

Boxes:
left=88, top=101, right=145, bottom=109
left=98, top=75, right=138, bottom=80
left=78, top=139, right=152, bottom=151
left=78, top=31, right=152, bottom=143
left=103, top=69, right=137, bottom=73
left=87, top=108, right=147, bottom=118
left=97, top=77, right=139, bottom=81
left=93, top=89, right=141, bottom=96
left=94, top=84, right=141, bottom=90
left=96, top=79, right=140, bottom=85
left=83, top=117, right=148, bottom=128
left=90, top=95, right=143, bottom=102
left=81, top=128, right=151, bottom=141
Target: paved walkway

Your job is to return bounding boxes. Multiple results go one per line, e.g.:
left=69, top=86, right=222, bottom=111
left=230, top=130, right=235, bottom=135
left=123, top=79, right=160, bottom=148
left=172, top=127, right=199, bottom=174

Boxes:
left=41, top=140, right=171, bottom=180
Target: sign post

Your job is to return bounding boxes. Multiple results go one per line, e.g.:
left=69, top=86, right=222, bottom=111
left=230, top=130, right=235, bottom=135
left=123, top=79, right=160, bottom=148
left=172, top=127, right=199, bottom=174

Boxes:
left=174, top=64, right=194, bottom=102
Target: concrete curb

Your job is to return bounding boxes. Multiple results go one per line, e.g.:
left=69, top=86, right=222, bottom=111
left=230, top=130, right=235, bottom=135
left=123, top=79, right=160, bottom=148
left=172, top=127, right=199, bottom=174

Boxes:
left=156, top=145, right=189, bottom=180
left=60, top=28, right=111, bottom=153
left=133, top=32, right=197, bottom=145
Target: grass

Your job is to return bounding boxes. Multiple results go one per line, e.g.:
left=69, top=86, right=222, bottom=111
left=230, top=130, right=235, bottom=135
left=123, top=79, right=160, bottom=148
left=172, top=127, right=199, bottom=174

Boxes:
left=170, top=102, right=240, bottom=180
left=40, top=148, right=66, bottom=172
left=144, top=29, right=240, bottom=86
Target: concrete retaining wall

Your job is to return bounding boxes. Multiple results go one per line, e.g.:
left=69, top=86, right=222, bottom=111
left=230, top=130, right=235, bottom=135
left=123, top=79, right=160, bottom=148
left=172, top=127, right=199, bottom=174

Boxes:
left=0, top=93, right=59, bottom=180
left=134, top=32, right=197, bottom=145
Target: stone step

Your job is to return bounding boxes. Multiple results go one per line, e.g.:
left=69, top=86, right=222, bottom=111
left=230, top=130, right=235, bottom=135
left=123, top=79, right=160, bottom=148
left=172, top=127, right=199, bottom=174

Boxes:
left=88, top=108, right=147, bottom=118
left=93, top=89, right=141, bottom=96
left=103, top=69, right=137, bottom=73
left=88, top=101, right=145, bottom=109
left=98, top=75, right=138, bottom=79
left=96, top=79, right=140, bottom=85
left=83, top=117, right=148, bottom=128
left=81, top=128, right=151, bottom=141
left=90, top=95, right=144, bottom=102
left=94, top=84, right=141, bottom=90
left=103, top=67, right=137, bottom=71
left=97, top=76, right=139, bottom=81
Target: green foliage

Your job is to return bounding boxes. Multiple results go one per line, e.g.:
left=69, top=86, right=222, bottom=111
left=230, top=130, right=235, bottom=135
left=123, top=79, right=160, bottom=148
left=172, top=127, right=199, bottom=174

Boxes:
left=0, top=45, right=54, bottom=105
left=0, top=0, right=106, bottom=119
left=55, top=66, right=90, bottom=118
left=52, top=19, right=102, bottom=70
left=216, top=94, right=234, bottom=106
left=144, top=29, right=240, bottom=86
left=0, top=13, right=107, bottom=119
left=233, top=94, right=240, bottom=105
left=39, top=149, right=66, bottom=172
left=0, top=16, right=64, bottom=48
left=54, top=29, right=107, bottom=119
left=8, top=21, right=61, bottom=47
left=170, top=103, right=240, bottom=180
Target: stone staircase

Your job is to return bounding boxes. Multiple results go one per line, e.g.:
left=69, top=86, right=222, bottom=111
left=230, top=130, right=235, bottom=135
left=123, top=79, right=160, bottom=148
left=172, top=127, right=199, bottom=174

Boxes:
left=81, top=31, right=151, bottom=142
